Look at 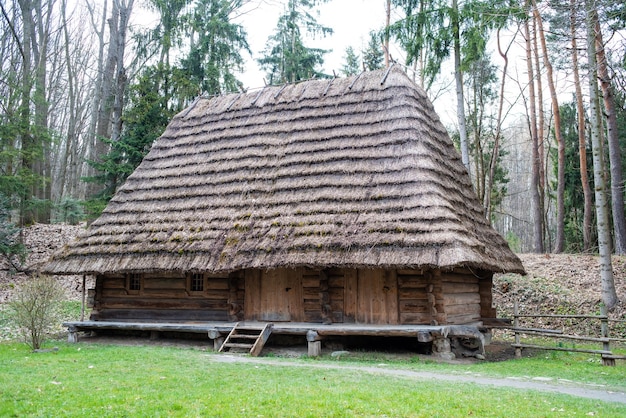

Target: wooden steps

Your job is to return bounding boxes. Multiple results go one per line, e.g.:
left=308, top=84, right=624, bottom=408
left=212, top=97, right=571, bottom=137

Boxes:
left=219, top=323, right=273, bottom=357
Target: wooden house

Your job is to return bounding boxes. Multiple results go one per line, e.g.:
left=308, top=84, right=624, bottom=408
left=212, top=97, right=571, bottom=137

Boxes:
left=44, top=67, right=524, bottom=358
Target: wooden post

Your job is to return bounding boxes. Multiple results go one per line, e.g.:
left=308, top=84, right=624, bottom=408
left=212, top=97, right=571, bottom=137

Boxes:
left=208, top=329, right=225, bottom=352
left=600, top=305, right=615, bottom=366
left=67, top=325, right=78, bottom=343
left=80, top=275, right=86, bottom=322
left=307, top=330, right=322, bottom=357
left=514, top=300, right=522, bottom=358
left=432, top=337, right=455, bottom=360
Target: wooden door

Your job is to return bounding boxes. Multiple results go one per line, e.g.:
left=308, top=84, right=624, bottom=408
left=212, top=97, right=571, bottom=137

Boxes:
left=244, top=269, right=304, bottom=322
left=356, top=269, right=398, bottom=324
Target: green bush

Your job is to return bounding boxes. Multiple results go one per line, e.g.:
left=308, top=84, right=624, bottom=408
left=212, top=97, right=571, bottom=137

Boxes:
left=8, top=275, right=64, bottom=350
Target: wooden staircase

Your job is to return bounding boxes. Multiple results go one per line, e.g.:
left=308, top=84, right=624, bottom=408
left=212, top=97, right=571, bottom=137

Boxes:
left=218, top=323, right=273, bottom=357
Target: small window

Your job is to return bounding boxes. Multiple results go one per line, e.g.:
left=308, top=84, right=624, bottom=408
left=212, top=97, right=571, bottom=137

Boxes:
left=129, top=274, right=141, bottom=291
left=190, top=273, right=204, bottom=292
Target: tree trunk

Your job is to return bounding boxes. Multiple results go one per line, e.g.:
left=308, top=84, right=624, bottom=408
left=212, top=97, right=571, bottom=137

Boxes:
left=531, top=11, right=547, bottom=250
left=524, top=3, right=544, bottom=253
left=532, top=0, right=565, bottom=253
left=586, top=0, right=617, bottom=310
left=33, top=0, right=54, bottom=223
left=452, top=0, right=470, bottom=173
left=594, top=15, right=626, bottom=255
left=85, top=0, right=109, bottom=198
left=110, top=0, right=134, bottom=145
left=384, top=0, right=391, bottom=67
left=570, top=0, right=592, bottom=252
left=18, top=0, right=35, bottom=226
left=485, top=28, right=513, bottom=220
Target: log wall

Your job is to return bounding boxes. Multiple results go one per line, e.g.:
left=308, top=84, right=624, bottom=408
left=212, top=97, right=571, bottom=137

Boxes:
left=91, top=267, right=492, bottom=326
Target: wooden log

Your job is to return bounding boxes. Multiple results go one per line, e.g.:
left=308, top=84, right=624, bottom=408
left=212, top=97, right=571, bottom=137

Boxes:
left=400, top=312, right=431, bottom=324
left=398, top=289, right=428, bottom=300
left=443, top=293, right=480, bottom=306
left=445, top=303, right=481, bottom=316
left=308, top=341, right=322, bottom=357
left=67, top=325, right=79, bottom=343
left=441, top=282, right=479, bottom=294
left=512, top=344, right=612, bottom=355
left=143, top=278, right=186, bottom=290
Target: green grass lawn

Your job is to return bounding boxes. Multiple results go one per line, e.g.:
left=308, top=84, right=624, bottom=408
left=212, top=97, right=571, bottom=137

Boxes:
left=1, top=341, right=625, bottom=417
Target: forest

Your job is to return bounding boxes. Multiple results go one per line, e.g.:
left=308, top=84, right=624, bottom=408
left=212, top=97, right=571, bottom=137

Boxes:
left=0, top=0, right=624, bottom=308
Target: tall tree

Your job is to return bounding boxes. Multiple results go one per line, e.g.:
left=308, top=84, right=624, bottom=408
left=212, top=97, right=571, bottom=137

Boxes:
left=532, top=0, right=565, bottom=252
left=586, top=0, right=617, bottom=310
left=451, top=0, right=470, bottom=171
left=180, top=0, right=249, bottom=96
left=362, top=31, right=384, bottom=71
left=340, top=46, right=360, bottom=76
left=258, top=0, right=332, bottom=84
left=85, top=0, right=135, bottom=203
left=389, top=0, right=450, bottom=90
left=569, top=0, right=593, bottom=252
left=594, top=9, right=626, bottom=255
left=523, top=0, right=544, bottom=253
left=484, top=28, right=516, bottom=220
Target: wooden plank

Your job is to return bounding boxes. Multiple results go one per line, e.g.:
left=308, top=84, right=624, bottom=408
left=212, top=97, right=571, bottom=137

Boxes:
left=513, top=344, right=612, bottom=355
left=397, top=277, right=428, bottom=288
left=400, top=312, right=431, bottom=324
left=357, top=269, right=396, bottom=324
left=398, top=288, right=428, bottom=300
left=397, top=269, right=424, bottom=275
left=100, top=298, right=229, bottom=310
left=250, top=323, right=274, bottom=357
left=244, top=269, right=261, bottom=320
left=343, top=269, right=357, bottom=323
left=328, top=287, right=344, bottom=301
left=258, top=269, right=304, bottom=322
left=399, top=299, right=430, bottom=313
left=445, top=303, right=481, bottom=316
left=102, top=277, right=126, bottom=289
left=142, top=278, right=186, bottom=290
left=303, top=300, right=320, bottom=311
left=140, top=289, right=189, bottom=297
left=331, top=312, right=344, bottom=323
left=302, top=276, right=319, bottom=288
left=97, top=309, right=230, bottom=322
left=446, top=313, right=481, bottom=325
left=206, top=279, right=230, bottom=290
left=443, top=293, right=480, bottom=306
left=303, top=288, right=319, bottom=300
left=385, top=270, right=399, bottom=324
left=328, top=276, right=344, bottom=288
left=441, top=282, right=480, bottom=294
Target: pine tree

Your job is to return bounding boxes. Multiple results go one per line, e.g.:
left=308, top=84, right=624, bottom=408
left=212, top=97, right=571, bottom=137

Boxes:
left=362, top=31, right=384, bottom=71
left=258, top=0, right=332, bottom=84
left=341, top=46, right=360, bottom=76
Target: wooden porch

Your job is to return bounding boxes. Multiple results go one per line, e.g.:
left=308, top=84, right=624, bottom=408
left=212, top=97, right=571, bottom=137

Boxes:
left=63, top=320, right=488, bottom=359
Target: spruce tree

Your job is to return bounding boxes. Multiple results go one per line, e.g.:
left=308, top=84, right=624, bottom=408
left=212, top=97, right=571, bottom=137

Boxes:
left=258, top=0, right=333, bottom=84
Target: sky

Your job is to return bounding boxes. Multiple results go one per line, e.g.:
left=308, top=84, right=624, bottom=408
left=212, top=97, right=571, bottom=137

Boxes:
left=130, top=0, right=530, bottom=128
left=234, top=0, right=391, bottom=88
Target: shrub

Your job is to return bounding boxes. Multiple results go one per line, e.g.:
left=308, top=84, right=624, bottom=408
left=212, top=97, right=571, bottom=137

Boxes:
left=8, top=275, right=64, bottom=350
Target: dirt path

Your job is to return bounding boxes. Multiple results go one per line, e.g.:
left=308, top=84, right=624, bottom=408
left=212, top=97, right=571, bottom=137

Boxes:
left=209, top=354, right=626, bottom=405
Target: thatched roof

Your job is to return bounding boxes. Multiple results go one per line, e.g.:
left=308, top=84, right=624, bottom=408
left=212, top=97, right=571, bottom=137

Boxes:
left=45, top=67, right=524, bottom=275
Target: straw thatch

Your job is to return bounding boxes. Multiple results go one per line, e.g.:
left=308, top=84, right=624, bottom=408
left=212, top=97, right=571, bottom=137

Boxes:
left=44, top=67, right=524, bottom=275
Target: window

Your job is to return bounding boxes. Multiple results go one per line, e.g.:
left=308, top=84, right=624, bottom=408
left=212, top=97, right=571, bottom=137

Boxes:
left=128, top=274, right=141, bottom=291
left=190, top=273, right=204, bottom=292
